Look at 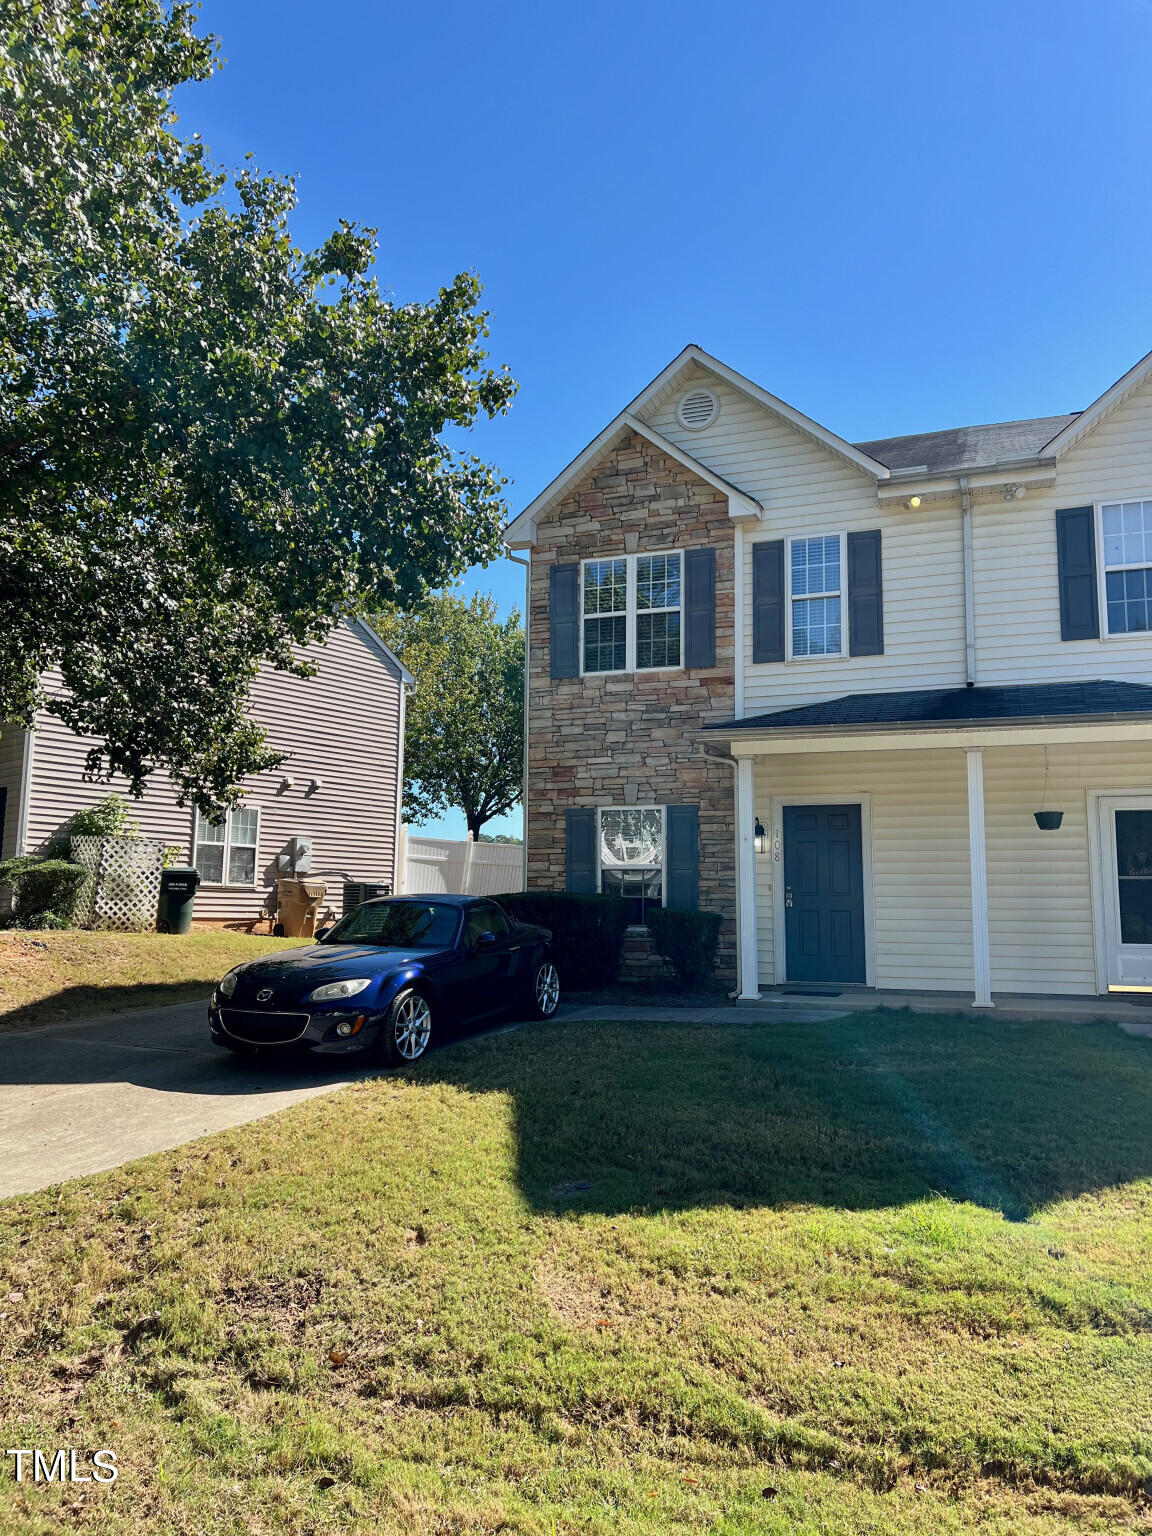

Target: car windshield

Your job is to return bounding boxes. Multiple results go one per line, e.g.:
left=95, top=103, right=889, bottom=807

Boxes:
left=321, top=901, right=460, bottom=948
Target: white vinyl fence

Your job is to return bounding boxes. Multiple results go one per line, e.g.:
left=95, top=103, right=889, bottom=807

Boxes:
left=398, top=828, right=522, bottom=898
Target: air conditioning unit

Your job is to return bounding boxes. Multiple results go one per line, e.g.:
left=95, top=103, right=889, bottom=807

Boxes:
left=343, top=880, right=392, bottom=913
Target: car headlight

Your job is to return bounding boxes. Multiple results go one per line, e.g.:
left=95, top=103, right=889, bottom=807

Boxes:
left=305, top=978, right=373, bottom=1003
left=217, top=969, right=240, bottom=999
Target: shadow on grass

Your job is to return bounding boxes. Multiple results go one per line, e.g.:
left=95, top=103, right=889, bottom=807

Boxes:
left=0, top=979, right=218, bottom=1033
left=405, top=1008, right=1152, bottom=1220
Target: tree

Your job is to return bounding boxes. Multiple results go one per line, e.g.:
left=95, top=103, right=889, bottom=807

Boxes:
left=0, top=0, right=516, bottom=815
left=374, top=593, right=523, bottom=839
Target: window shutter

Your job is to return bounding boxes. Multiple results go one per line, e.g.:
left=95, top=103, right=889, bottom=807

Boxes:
left=1055, top=507, right=1100, bottom=641
left=683, top=547, right=716, bottom=668
left=752, top=539, right=786, bottom=663
left=550, top=562, right=580, bottom=678
left=847, top=529, right=884, bottom=656
left=665, top=805, right=699, bottom=911
left=565, top=808, right=596, bottom=894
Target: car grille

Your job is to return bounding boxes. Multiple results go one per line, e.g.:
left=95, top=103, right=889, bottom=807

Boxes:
left=219, top=1009, right=311, bottom=1045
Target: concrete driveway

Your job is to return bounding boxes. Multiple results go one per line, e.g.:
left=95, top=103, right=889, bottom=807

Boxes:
left=0, top=1002, right=376, bottom=1199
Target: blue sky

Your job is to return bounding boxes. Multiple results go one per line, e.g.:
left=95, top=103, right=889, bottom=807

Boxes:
left=187, top=0, right=1152, bottom=836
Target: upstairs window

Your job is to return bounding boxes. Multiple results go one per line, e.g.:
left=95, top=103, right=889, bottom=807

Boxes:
left=582, top=552, right=682, bottom=673
left=789, top=534, right=844, bottom=657
left=636, top=553, right=682, bottom=668
left=582, top=558, right=627, bottom=672
left=194, top=806, right=260, bottom=887
left=1102, top=500, right=1152, bottom=635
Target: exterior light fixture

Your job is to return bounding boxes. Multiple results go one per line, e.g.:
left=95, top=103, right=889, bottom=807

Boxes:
left=908, top=495, right=922, bottom=509
left=754, top=817, right=767, bottom=855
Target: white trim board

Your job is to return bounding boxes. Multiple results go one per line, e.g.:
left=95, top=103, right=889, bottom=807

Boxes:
left=711, top=721, right=1152, bottom=756
left=768, top=793, right=877, bottom=989
left=15, top=726, right=34, bottom=856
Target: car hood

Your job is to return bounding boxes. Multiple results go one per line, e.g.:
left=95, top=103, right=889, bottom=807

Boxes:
left=224, top=944, right=423, bottom=999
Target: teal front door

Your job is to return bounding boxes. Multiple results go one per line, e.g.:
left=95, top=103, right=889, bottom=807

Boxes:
left=782, top=804, right=866, bottom=984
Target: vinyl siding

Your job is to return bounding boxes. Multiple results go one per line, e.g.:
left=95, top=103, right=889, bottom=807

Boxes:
left=640, top=374, right=968, bottom=715
left=0, top=725, right=27, bottom=860
left=972, top=375, right=1152, bottom=685
left=23, top=621, right=404, bottom=923
left=755, top=737, right=1152, bottom=996
left=754, top=749, right=973, bottom=991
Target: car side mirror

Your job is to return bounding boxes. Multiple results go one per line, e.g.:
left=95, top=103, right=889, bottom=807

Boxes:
left=475, top=930, right=497, bottom=948
left=313, top=927, right=332, bottom=942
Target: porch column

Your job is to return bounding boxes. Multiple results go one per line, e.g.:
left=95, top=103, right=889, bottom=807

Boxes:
left=965, top=747, right=994, bottom=1009
left=736, top=755, right=760, bottom=999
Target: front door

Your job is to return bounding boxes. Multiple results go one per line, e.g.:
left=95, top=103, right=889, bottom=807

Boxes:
left=1099, top=796, right=1152, bottom=989
left=782, top=804, right=866, bottom=984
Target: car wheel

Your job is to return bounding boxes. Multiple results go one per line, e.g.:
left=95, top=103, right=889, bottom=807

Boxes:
left=526, top=958, right=560, bottom=1020
left=375, top=987, right=434, bottom=1066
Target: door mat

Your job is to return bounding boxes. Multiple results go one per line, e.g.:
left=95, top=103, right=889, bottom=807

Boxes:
left=780, top=987, right=843, bottom=997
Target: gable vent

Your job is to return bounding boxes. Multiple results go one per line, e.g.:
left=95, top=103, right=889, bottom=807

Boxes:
left=676, top=387, right=719, bottom=431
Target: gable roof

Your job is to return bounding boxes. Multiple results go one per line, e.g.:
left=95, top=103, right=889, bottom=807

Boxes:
left=1039, top=345, right=1152, bottom=458
left=347, top=618, right=416, bottom=688
left=504, top=345, right=890, bottom=548
left=506, top=344, right=1152, bottom=545
left=856, top=414, right=1080, bottom=475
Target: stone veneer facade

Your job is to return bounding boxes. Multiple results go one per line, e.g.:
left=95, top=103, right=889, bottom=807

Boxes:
left=525, top=430, right=739, bottom=981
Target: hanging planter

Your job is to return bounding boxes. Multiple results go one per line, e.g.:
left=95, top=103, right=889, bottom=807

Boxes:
left=1033, top=810, right=1064, bottom=831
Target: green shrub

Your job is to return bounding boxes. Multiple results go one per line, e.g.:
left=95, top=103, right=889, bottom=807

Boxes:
left=42, top=794, right=138, bottom=858
left=0, top=858, right=89, bottom=928
left=499, top=891, right=630, bottom=990
left=645, top=908, right=724, bottom=990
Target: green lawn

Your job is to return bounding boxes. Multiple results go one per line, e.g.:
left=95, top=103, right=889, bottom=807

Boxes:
left=0, top=930, right=305, bottom=1031
left=1, top=1009, right=1151, bottom=1533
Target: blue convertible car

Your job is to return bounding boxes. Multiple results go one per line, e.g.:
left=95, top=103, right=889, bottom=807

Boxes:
left=209, top=895, right=559, bottom=1064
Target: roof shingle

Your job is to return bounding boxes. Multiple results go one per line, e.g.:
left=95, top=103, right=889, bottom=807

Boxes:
left=713, top=682, right=1152, bottom=733
left=855, top=414, right=1079, bottom=475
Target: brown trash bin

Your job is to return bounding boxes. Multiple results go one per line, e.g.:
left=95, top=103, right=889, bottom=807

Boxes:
left=276, top=877, right=328, bottom=938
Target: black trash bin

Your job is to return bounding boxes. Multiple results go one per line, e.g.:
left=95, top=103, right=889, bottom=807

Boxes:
left=156, top=866, right=200, bottom=934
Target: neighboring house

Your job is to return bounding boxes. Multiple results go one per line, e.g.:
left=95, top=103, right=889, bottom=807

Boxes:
left=507, top=344, right=1152, bottom=1003
left=0, top=619, right=414, bottom=925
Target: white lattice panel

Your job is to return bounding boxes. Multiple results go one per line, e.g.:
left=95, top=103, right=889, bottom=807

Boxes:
left=72, top=835, right=164, bottom=932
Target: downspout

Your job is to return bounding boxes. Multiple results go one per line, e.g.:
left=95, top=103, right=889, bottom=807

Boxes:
left=505, top=550, right=531, bottom=890
left=702, top=742, right=749, bottom=999
left=960, top=475, right=977, bottom=686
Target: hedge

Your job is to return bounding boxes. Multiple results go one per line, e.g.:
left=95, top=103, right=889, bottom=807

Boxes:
left=645, top=908, right=724, bottom=990
left=499, top=891, right=630, bottom=990
left=0, top=858, right=89, bottom=928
